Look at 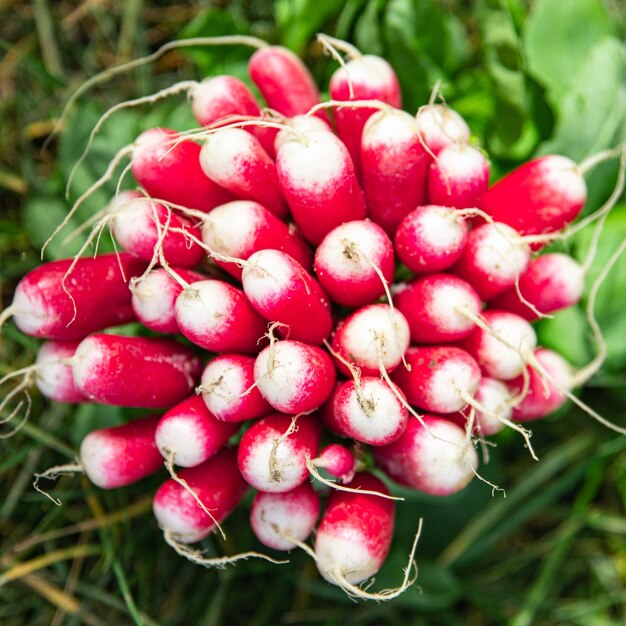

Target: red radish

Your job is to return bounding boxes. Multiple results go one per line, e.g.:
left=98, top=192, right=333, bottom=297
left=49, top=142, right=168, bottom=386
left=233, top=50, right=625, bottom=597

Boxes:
left=511, top=348, right=572, bottom=421
left=254, top=340, right=336, bottom=414
left=415, top=104, right=470, bottom=156
left=314, top=472, right=394, bottom=585
left=72, top=334, right=201, bottom=408
left=330, top=304, right=410, bottom=377
left=394, top=205, right=469, bottom=274
left=7, top=253, right=146, bottom=340
left=199, top=128, right=287, bottom=218
left=248, top=46, right=326, bottom=120
left=241, top=249, right=333, bottom=345
left=329, top=55, right=402, bottom=174
left=453, top=222, right=531, bottom=301
left=175, top=279, right=267, bottom=354
left=360, top=108, right=429, bottom=236
left=80, top=415, right=163, bottom=489
left=153, top=447, right=247, bottom=543
left=190, top=75, right=277, bottom=157
left=131, top=127, right=232, bottom=213
left=374, top=415, right=478, bottom=496
left=391, top=346, right=481, bottom=414
left=110, top=197, right=204, bottom=268
left=201, top=201, right=312, bottom=282
left=428, top=143, right=490, bottom=209
left=130, top=268, right=205, bottom=334
left=314, top=220, right=395, bottom=308
left=199, top=354, right=271, bottom=423
left=34, top=340, right=84, bottom=403
left=481, top=155, right=587, bottom=237
left=276, top=130, right=367, bottom=245
left=393, top=274, right=482, bottom=344
left=490, top=253, right=585, bottom=320
left=460, top=310, right=537, bottom=381
left=274, top=114, right=332, bottom=152
left=323, top=376, right=408, bottom=446
left=155, top=395, right=238, bottom=468
left=314, top=444, right=356, bottom=482
left=237, top=412, right=321, bottom=493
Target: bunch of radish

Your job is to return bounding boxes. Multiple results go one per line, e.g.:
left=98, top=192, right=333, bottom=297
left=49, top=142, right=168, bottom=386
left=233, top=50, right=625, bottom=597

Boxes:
left=2, top=34, right=623, bottom=600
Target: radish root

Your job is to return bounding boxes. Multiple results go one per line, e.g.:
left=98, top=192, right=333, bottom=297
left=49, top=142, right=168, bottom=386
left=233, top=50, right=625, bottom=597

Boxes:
left=33, top=462, right=84, bottom=506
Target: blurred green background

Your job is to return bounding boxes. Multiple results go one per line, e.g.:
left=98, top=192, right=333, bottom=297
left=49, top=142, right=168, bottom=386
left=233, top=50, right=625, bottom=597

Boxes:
left=1, top=0, right=626, bottom=624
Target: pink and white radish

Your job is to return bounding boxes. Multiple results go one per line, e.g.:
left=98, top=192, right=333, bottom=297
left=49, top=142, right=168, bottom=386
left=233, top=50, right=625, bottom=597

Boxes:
left=34, top=340, right=84, bottom=404
left=313, top=444, right=356, bottom=483
left=155, top=395, right=238, bottom=468
left=415, top=104, right=470, bottom=156
left=313, top=220, right=395, bottom=308
left=199, top=354, right=271, bottom=423
left=274, top=114, right=332, bottom=152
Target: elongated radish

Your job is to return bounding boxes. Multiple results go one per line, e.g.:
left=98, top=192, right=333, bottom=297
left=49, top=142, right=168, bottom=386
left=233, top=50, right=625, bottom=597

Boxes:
left=452, top=222, right=531, bottom=301
left=428, top=143, right=490, bottom=209
left=241, top=249, right=333, bottom=345
left=394, top=205, right=468, bottom=274
left=132, top=127, right=232, bottom=213
left=130, top=268, right=205, bottom=334
left=6, top=253, right=146, bottom=340
left=391, top=346, right=481, bottom=413
left=199, top=128, right=287, bottom=217
left=201, top=200, right=312, bottom=281
left=314, top=220, right=395, bottom=308
left=254, top=340, right=336, bottom=414
left=415, top=104, right=470, bottom=155
left=250, top=482, right=320, bottom=550
left=72, top=334, right=201, bottom=407
left=80, top=415, right=163, bottom=488
left=175, top=280, right=267, bottom=354
left=490, top=253, right=585, bottom=320
left=360, top=108, right=429, bottom=235
left=393, top=274, right=481, bottom=344
left=460, top=310, right=537, bottom=381
left=153, top=447, right=247, bottom=543
left=481, top=155, right=587, bottom=237
left=34, top=340, right=84, bottom=403
left=374, top=415, right=478, bottom=495
left=330, top=304, right=410, bottom=377
left=237, top=412, right=320, bottom=492
left=276, top=130, right=366, bottom=245
left=199, top=354, right=271, bottom=423
left=155, top=395, right=238, bottom=467
left=274, top=114, right=332, bottom=152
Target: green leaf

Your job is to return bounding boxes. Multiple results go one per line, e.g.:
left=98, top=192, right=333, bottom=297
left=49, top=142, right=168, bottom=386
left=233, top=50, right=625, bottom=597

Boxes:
left=536, top=306, right=592, bottom=368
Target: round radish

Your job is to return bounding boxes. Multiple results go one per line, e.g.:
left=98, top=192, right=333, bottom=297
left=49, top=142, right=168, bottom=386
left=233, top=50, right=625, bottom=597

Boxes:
left=415, top=104, right=470, bottom=155
left=315, top=444, right=356, bottom=482
left=34, top=340, right=84, bottom=403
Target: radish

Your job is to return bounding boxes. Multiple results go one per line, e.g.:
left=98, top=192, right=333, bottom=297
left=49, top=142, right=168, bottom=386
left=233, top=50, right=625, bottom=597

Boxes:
left=393, top=274, right=482, bottom=344
left=330, top=304, right=410, bottom=377
left=155, top=395, right=238, bottom=468
left=452, top=222, right=531, bottom=301
left=237, top=412, right=320, bottom=493
left=276, top=130, right=366, bottom=245
left=427, top=143, right=490, bottom=209
left=130, top=268, right=205, bottom=334
left=131, top=127, right=232, bottom=213
left=274, top=114, right=332, bottom=152
left=314, top=444, right=356, bottom=483
left=415, top=104, right=470, bottom=155
left=391, top=346, right=481, bottom=414
left=490, top=253, right=585, bottom=320
left=199, top=128, right=287, bottom=218
left=241, top=249, right=333, bottom=345
left=34, top=340, right=84, bottom=404
left=175, top=279, right=267, bottom=354
left=481, top=155, right=587, bottom=237
left=199, top=354, right=271, bottom=423
left=3, top=253, right=146, bottom=340
left=394, top=204, right=469, bottom=274
left=313, top=220, right=395, bottom=308
left=254, top=339, right=336, bottom=414
left=79, top=415, right=163, bottom=488
left=72, top=334, right=201, bottom=408
left=374, top=415, right=478, bottom=495
left=322, top=376, right=408, bottom=446
left=153, top=447, right=247, bottom=543
left=460, top=310, right=537, bottom=381
left=360, top=108, right=429, bottom=235
left=250, top=482, right=320, bottom=550
left=200, top=200, right=312, bottom=281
